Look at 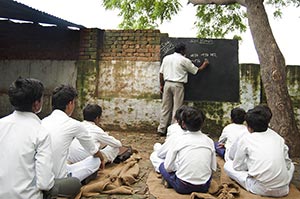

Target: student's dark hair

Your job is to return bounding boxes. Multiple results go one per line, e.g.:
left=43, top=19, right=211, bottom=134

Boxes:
left=181, top=106, right=206, bottom=132
left=174, top=43, right=186, bottom=54
left=231, top=107, right=246, bottom=124
left=83, top=104, right=102, bottom=122
left=245, top=106, right=269, bottom=132
left=8, top=77, right=44, bottom=112
left=255, top=104, right=272, bottom=123
left=174, top=105, right=188, bottom=125
left=51, top=85, right=78, bottom=111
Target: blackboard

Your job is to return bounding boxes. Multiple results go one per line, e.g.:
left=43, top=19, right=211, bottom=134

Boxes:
left=160, top=37, right=239, bottom=102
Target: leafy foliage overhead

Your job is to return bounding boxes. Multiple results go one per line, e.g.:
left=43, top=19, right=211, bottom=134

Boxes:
left=102, top=0, right=300, bottom=38
left=102, top=0, right=181, bottom=29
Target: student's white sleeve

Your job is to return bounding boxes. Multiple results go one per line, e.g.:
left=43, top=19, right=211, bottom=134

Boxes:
left=232, top=137, right=248, bottom=171
left=218, top=127, right=228, bottom=143
left=76, top=124, right=98, bottom=155
left=164, top=145, right=178, bottom=172
left=157, top=135, right=177, bottom=159
left=95, top=132, right=122, bottom=147
left=35, top=130, right=55, bottom=191
left=284, top=143, right=293, bottom=170
left=211, top=149, right=217, bottom=171
left=89, top=126, right=122, bottom=147
left=228, top=134, right=243, bottom=161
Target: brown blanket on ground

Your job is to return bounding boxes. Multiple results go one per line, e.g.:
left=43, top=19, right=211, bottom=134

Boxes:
left=75, top=154, right=141, bottom=199
left=147, top=156, right=300, bottom=199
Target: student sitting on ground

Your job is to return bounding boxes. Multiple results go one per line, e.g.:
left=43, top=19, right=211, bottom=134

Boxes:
left=0, top=78, right=81, bottom=199
left=42, top=85, right=105, bottom=184
left=224, top=105, right=295, bottom=197
left=159, top=106, right=217, bottom=194
left=215, top=107, right=248, bottom=161
left=68, top=104, right=122, bottom=164
left=228, top=104, right=272, bottom=160
left=150, top=105, right=187, bottom=172
left=165, top=105, right=188, bottom=139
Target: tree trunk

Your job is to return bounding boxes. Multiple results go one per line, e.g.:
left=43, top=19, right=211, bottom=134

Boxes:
left=245, top=0, right=300, bottom=157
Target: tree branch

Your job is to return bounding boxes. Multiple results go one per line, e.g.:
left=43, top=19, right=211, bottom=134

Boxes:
left=188, top=0, right=246, bottom=7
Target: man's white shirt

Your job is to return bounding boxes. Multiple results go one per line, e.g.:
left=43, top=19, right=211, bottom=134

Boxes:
left=160, top=52, right=198, bottom=83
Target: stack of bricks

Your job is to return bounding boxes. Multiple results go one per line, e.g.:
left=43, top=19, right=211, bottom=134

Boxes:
left=100, top=29, right=161, bottom=62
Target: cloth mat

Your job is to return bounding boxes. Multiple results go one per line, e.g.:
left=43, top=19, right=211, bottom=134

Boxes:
left=146, top=156, right=300, bottom=199
left=75, top=154, right=141, bottom=199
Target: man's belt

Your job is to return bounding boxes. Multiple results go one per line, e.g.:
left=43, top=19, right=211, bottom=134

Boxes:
left=165, top=80, right=184, bottom=84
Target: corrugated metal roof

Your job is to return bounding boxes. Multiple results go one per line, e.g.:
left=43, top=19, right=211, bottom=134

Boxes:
left=0, top=0, right=85, bottom=28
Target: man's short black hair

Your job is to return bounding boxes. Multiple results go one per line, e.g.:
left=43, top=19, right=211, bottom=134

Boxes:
left=8, top=77, right=44, bottom=112
left=181, top=106, right=206, bottom=132
left=231, top=107, right=246, bottom=124
left=245, top=106, right=269, bottom=132
left=174, top=43, right=186, bottom=54
left=83, top=104, right=102, bottom=122
left=51, top=85, right=77, bottom=111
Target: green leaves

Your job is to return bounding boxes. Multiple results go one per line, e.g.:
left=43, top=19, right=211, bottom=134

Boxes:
left=102, top=0, right=299, bottom=38
left=102, top=0, right=181, bottom=29
left=195, top=4, right=247, bottom=38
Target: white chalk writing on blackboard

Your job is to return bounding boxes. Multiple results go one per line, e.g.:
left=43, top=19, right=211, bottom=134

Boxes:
left=161, top=41, right=174, bottom=56
left=200, top=53, right=209, bottom=57
left=189, top=39, right=214, bottom=45
left=189, top=53, right=217, bottom=62
left=190, top=53, right=199, bottom=58
left=199, top=52, right=217, bottom=58
left=210, top=53, right=217, bottom=58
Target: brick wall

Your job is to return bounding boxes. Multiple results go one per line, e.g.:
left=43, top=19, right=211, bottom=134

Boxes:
left=1, top=24, right=299, bottom=133
left=100, top=30, right=161, bottom=61
left=78, top=28, right=103, bottom=60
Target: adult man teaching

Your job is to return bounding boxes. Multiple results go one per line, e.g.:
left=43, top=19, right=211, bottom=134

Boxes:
left=157, top=43, right=209, bottom=136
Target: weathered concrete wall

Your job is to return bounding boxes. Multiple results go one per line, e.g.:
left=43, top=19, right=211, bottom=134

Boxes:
left=74, top=29, right=300, bottom=137
left=0, top=25, right=299, bottom=138
left=91, top=62, right=300, bottom=138
left=77, top=29, right=162, bottom=132
left=95, top=60, right=161, bottom=132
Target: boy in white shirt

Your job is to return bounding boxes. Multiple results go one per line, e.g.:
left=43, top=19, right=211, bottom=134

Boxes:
left=224, top=105, right=294, bottom=197
left=215, top=107, right=248, bottom=161
left=68, top=104, right=122, bottom=164
left=0, top=78, right=81, bottom=199
left=159, top=106, right=216, bottom=194
left=42, top=85, right=105, bottom=183
left=228, top=104, right=272, bottom=160
left=150, top=105, right=187, bottom=172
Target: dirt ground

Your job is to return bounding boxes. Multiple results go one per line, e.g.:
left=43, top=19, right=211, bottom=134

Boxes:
left=83, top=131, right=300, bottom=199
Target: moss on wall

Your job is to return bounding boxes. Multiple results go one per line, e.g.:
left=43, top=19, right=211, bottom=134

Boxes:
left=191, top=101, right=227, bottom=138
left=75, top=60, right=99, bottom=119
left=74, top=30, right=300, bottom=136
